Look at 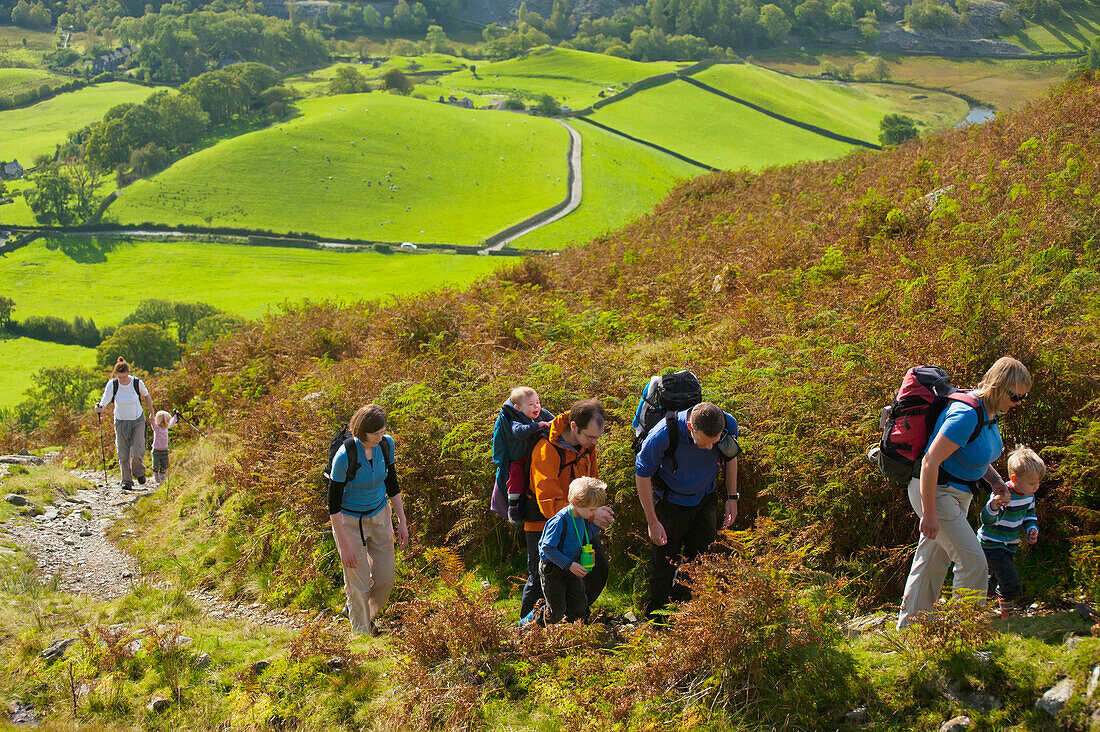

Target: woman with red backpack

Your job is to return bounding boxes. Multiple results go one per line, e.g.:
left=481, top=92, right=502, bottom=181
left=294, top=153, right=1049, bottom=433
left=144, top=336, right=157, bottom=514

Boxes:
left=896, top=357, right=1031, bottom=629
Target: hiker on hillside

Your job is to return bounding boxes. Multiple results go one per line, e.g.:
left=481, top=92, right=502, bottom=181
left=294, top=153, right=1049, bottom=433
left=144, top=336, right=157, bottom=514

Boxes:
left=94, top=357, right=153, bottom=490
left=635, top=401, right=740, bottom=620
left=328, top=403, right=409, bottom=635
left=519, top=399, right=614, bottom=624
left=896, top=357, right=1031, bottom=629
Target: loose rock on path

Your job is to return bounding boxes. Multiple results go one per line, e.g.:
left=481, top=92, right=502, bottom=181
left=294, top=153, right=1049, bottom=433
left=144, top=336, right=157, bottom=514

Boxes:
left=2, top=460, right=307, bottom=629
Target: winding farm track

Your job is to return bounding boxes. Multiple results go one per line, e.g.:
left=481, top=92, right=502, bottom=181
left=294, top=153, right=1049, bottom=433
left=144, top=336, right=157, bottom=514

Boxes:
left=483, top=119, right=583, bottom=252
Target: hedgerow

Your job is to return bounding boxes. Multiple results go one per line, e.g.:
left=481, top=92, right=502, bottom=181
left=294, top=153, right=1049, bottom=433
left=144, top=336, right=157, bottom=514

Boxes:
left=68, top=73, right=1100, bottom=613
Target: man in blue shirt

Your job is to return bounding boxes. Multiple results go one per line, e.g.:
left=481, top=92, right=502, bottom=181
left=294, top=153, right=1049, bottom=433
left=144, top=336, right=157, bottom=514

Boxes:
left=636, top=402, right=739, bottom=620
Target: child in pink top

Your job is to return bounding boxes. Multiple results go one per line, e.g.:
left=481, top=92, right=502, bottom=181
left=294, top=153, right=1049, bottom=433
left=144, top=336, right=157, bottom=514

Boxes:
left=151, top=410, right=178, bottom=485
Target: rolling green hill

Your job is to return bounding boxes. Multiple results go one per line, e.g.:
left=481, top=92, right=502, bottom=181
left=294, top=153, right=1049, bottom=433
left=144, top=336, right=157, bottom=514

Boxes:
left=108, top=93, right=571, bottom=244
left=511, top=121, right=701, bottom=249
left=0, top=235, right=507, bottom=407
left=0, top=81, right=166, bottom=164
left=440, top=47, right=687, bottom=109
left=587, top=78, right=860, bottom=170
left=690, top=63, right=969, bottom=141
left=0, top=67, right=65, bottom=97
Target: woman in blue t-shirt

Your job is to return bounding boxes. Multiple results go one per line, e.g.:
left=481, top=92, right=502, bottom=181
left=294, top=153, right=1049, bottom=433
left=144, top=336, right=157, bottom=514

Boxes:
left=328, top=403, right=409, bottom=635
left=897, top=357, right=1031, bottom=629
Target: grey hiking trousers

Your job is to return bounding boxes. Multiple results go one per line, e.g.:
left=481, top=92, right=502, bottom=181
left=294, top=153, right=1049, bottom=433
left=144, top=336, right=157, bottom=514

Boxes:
left=114, top=416, right=147, bottom=486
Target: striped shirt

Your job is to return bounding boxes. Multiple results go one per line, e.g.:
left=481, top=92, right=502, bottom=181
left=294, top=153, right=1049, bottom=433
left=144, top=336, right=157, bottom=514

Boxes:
left=977, top=482, right=1038, bottom=553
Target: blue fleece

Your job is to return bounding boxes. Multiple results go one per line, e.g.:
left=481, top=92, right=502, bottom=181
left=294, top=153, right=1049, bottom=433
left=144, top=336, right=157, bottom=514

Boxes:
left=635, top=409, right=739, bottom=507
left=329, top=435, right=395, bottom=517
left=931, top=396, right=1002, bottom=490
left=492, top=399, right=553, bottom=493
left=539, top=504, right=600, bottom=569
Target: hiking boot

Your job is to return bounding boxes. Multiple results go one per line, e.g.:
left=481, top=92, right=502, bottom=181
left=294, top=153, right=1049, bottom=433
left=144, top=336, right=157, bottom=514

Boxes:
left=136, top=474, right=146, bottom=485
left=121, top=482, right=133, bottom=491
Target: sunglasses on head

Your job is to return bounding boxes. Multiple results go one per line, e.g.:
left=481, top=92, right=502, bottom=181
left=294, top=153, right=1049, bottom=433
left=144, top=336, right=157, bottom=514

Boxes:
left=1007, top=390, right=1028, bottom=403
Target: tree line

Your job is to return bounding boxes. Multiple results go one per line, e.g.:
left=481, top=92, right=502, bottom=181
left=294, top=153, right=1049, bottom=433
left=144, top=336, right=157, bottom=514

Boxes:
left=24, top=62, right=296, bottom=226
left=0, top=295, right=244, bottom=432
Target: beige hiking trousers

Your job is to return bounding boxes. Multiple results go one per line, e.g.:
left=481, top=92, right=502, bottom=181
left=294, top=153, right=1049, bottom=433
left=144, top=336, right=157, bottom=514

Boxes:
left=897, top=478, right=988, bottom=629
left=338, top=506, right=396, bottom=634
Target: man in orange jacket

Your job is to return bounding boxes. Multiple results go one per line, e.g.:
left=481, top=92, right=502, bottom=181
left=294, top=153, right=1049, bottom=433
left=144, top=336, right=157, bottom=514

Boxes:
left=520, top=398, right=615, bottom=621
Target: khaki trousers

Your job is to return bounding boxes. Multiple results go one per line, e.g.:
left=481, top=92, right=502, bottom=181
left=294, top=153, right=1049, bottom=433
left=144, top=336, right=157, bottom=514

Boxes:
left=897, top=478, right=988, bottom=629
left=338, top=507, right=395, bottom=634
left=114, top=416, right=146, bottom=485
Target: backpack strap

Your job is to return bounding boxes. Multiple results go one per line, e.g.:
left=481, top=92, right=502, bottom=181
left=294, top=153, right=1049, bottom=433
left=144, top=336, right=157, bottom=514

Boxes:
left=380, top=435, right=394, bottom=467
left=947, top=392, right=998, bottom=446
left=343, top=436, right=359, bottom=483
left=110, top=378, right=119, bottom=403
left=663, top=412, right=680, bottom=473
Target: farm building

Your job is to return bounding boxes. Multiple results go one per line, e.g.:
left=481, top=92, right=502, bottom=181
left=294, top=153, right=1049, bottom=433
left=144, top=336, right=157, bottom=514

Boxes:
left=0, top=160, right=24, bottom=181
left=92, top=45, right=138, bottom=74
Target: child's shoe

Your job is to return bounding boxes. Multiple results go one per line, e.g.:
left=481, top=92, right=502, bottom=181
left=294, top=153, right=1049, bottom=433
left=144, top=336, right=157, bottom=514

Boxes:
left=998, top=599, right=1015, bottom=620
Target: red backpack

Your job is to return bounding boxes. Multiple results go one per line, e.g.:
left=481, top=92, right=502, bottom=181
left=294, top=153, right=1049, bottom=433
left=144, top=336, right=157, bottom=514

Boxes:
left=873, top=365, right=996, bottom=484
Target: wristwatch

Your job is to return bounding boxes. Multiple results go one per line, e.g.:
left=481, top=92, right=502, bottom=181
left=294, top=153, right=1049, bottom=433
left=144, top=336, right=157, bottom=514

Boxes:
left=726, top=493, right=739, bottom=501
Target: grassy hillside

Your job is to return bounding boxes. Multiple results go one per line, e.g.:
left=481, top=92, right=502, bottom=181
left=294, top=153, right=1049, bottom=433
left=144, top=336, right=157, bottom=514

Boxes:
left=0, top=67, right=65, bottom=96
left=588, top=78, right=859, bottom=169
left=0, top=81, right=166, bottom=163
left=510, top=121, right=701, bottom=249
left=19, top=70, right=1100, bottom=732
left=1004, top=2, right=1100, bottom=52
left=758, top=52, right=1074, bottom=111
left=0, top=336, right=96, bottom=406
left=441, top=47, right=687, bottom=109
left=108, top=93, right=571, bottom=244
left=112, top=72, right=1100, bottom=620
left=691, top=63, right=969, bottom=140
left=0, top=235, right=506, bottom=408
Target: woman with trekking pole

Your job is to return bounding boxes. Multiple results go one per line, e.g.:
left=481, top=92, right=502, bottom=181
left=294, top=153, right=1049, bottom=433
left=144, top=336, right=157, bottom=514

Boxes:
left=94, top=357, right=153, bottom=490
left=896, top=357, right=1031, bottom=629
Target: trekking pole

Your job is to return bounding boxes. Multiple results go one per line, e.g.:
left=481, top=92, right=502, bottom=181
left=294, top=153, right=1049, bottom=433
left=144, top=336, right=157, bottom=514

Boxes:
left=174, top=408, right=206, bottom=439
left=95, top=410, right=109, bottom=487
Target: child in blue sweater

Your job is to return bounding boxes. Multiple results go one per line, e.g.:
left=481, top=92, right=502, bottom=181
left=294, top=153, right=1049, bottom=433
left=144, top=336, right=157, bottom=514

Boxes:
left=536, top=476, right=607, bottom=625
left=491, top=386, right=553, bottom=524
left=978, top=445, right=1044, bottom=619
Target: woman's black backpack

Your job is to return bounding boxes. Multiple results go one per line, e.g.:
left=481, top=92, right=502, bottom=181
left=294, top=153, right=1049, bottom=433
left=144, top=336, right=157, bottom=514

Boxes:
left=324, top=425, right=393, bottom=484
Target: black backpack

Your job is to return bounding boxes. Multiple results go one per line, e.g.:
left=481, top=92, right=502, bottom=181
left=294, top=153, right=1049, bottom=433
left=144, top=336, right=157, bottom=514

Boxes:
left=631, top=370, right=703, bottom=453
left=324, top=424, right=393, bottom=485
left=110, top=377, right=142, bottom=403
left=631, top=370, right=741, bottom=474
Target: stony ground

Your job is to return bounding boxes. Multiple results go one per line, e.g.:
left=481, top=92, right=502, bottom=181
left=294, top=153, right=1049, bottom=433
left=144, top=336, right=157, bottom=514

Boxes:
left=1, top=456, right=308, bottom=629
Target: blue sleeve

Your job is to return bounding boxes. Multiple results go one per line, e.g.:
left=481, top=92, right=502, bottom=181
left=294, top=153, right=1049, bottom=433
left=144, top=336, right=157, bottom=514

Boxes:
left=635, top=422, right=671, bottom=477
left=509, top=418, right=541, bottom=441
left=538, top=515, right=572, bottom=569
left=937, top=403, right=978, bottom=447
left=330, top=445, right=349, bottom=483
left=725, top=413, right=739, bottom=438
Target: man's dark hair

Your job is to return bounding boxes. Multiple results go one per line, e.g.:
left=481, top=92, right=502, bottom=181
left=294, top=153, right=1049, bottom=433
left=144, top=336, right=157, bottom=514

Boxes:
left=568, top=399, right=606, bottom=431
left=691, top=402, right=725, bottom=437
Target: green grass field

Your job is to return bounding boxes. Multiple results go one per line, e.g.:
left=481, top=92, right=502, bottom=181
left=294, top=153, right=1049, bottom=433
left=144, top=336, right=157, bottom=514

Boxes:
left=0, top=179, right=35, bottom=227
left=0, top=336, right=97, bottom=407
left=0, top=235, right=508, bottom=407
left=0, top=25, right=71, bottom=68
left=690, top=63, right=968, bottom=140
left=285, top=55, right=469, bottom=96
left=440, top=47, right=687, bottom=110
left=0, top=81, right=166, bottom=164
left=0, top=67, right=66, bottom=97
left=1005, top=3, right=1100, bottom=52
left=587, top=79, right=859, bottom=171
left=109, top=93, right=571, bottom=244
left=511, top=122, right=700, bottom=249
left=756, top=50, right=1074, bottom=111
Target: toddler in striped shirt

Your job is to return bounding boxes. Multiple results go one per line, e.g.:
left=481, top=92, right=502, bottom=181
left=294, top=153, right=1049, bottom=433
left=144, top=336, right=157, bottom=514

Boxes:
left=978, top=445, right=1045, bottom=619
